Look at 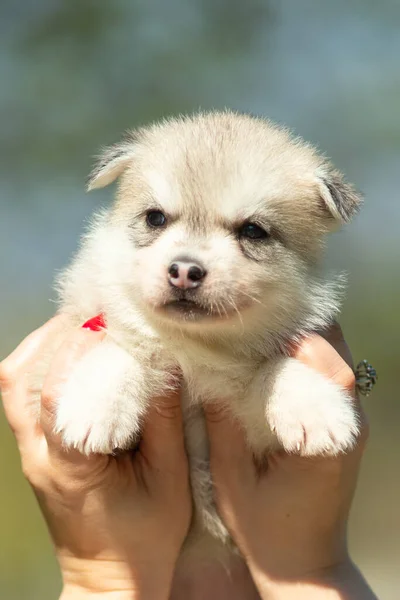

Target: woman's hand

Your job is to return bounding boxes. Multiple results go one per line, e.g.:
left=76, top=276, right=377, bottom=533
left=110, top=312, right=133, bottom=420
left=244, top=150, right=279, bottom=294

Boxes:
left=204, top=324, right=377, bottom=600
left=0, top=317, right=192, bottom=600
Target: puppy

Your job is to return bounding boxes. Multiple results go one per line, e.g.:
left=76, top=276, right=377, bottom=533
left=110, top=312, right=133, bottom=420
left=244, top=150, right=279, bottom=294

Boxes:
left=36, top=111, right=361, bottom=563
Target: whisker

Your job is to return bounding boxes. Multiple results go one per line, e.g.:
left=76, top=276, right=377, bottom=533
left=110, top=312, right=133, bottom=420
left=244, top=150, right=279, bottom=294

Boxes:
left=217, top=299, right=229, bottom=319
left=227, top=297, right=244, bottom=334
left=215, top=300, right=223, bottom=319
left=240, top=290, right=268, bottom=310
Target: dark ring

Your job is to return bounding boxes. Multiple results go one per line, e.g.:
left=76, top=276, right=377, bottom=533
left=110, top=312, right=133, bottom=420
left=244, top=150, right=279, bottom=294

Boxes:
left=355, top=360, right=378, bottom=397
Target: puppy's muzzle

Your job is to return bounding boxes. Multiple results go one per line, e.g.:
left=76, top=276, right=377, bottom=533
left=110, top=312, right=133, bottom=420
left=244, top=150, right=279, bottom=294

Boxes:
left=168, top=259, right=207, bottom=290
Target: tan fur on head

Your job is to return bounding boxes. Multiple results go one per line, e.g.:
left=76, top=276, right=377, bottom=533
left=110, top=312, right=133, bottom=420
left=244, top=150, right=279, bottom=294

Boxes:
left=88, top=111, right=362, bottom=225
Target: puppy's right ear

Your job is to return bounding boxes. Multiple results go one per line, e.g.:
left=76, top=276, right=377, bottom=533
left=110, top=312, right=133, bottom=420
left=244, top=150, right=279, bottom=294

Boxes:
left=87, top=134, right=136, bottom=191
left=316, top=166, right=363, bottom=225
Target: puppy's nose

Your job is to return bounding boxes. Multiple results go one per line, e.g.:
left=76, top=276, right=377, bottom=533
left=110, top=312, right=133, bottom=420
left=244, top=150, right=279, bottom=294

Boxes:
left=168, top=260, right=207, bottom=289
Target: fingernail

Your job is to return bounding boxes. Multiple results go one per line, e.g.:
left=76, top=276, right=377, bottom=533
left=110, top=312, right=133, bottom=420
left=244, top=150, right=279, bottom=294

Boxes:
left=82, top=314, right=106, bottom=331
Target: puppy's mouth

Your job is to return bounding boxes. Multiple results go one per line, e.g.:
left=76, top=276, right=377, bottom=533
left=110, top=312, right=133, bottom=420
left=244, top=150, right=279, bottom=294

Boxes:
left=154, top=289, right=248, bottom=324
left=162, top=298, right=212, bottom=321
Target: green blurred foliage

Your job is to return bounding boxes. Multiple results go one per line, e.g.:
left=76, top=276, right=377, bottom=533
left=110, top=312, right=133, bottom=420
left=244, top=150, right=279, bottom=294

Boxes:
left=0, top=1, right=399, bottom=598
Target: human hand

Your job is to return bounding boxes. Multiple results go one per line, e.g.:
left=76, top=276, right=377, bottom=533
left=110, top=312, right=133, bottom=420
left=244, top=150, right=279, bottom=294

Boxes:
left=204, top=324, right=377, bottom=599
left=0, top=317, right=191, bottom=600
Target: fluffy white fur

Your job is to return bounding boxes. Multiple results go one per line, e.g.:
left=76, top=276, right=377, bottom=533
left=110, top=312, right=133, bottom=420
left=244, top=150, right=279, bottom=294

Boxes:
left=34, top=111, right=362, bottom=568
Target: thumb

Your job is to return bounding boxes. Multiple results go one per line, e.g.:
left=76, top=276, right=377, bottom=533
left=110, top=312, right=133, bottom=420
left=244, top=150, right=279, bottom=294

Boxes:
left=140, top=385, right=187, bottom=469
left=203, top=402, right=251, bottom=471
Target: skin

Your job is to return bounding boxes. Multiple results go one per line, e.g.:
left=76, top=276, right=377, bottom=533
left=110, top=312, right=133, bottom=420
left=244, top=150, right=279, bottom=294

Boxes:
left=0, top=318, right=377, bottom=600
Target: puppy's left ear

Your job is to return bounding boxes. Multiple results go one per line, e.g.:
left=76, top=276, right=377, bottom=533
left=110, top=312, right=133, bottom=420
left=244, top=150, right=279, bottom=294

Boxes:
left=87, top=133, right=136, bottom=191
left=317, top=167, right=363, bottom=225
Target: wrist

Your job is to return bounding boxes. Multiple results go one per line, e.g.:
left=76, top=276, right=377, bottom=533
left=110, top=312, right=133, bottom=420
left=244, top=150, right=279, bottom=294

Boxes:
left=60, top=586, right=137, bottom=599
left=249, top=559, right=378, bottom=600
left=59, top=555, right=173, bottom=600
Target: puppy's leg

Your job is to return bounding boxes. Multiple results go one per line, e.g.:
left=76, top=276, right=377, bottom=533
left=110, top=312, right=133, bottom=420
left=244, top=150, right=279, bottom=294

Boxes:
left=54, top=339, right=155, bottom=454
left=243, top=358, right=359, bottom=456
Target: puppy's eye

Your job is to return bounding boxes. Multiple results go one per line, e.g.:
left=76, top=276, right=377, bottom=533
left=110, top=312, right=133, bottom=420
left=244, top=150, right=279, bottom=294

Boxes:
left=238, top=222, right=269, bottom=240
left=146, top=210, right=166, bottom=228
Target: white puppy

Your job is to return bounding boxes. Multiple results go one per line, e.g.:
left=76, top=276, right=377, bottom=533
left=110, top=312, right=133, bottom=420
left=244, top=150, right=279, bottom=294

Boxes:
left=36, top=111, right=361, bottom=563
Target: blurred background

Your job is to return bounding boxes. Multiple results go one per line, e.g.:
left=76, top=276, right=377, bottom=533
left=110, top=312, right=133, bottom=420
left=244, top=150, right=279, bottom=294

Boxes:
left=0, top=1, right=399, bottom=598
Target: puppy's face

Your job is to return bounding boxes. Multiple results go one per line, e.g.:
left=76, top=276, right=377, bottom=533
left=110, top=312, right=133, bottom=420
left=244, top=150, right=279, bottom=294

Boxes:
left=89, top=112, right=361, bottom=334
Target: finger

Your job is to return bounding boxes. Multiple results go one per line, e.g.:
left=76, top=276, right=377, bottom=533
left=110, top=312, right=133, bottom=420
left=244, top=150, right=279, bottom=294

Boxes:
left=203, top=402, right=252, bottom=474
left=319, top=321, right=354, bottom=369
left=294, top=332, right=356, bottom=394
left=40, top=327, right=106, bottom=455
left=140, top=386, right=187, bottom=471
left=0, top=316, right=67, bottom=445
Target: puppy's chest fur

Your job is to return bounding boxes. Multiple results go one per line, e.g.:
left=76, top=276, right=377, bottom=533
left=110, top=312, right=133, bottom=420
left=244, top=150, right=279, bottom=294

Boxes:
left=173, top=346, right=260, bottom=400
left=163, top=342, right=268, bottom=458
left=111, top=321, right=267, bottom=438
left=109, top=317, right=265, bottom=403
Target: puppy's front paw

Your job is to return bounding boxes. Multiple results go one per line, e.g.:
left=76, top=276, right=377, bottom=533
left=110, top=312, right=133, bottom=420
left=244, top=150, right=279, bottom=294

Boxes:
left=55, top=392, right=141, bottom=455
left=267, top=361, right=359, bottom=456
left=54, top=342, right=147, bottom=455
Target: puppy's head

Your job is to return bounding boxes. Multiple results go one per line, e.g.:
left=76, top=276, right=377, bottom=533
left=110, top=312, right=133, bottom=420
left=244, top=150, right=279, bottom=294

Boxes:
left=88, top=112, right=361, bottom=336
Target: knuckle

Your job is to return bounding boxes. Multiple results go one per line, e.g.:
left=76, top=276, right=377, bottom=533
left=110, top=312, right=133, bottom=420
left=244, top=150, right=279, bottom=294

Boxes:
left=21, top=457, right=46, bottom=489
left=204, top=404, right=228, bottom=424
left=340, top=365, right=356, bottom=391
left=156, top=402, right=182, bottom=420
left=40, top=384, right=57, bottom=413
left=5, top=418, right=19, bottom=437
left=21, top=464, right=39, bottom=487
left=0, top=359, right=17, bottom=389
